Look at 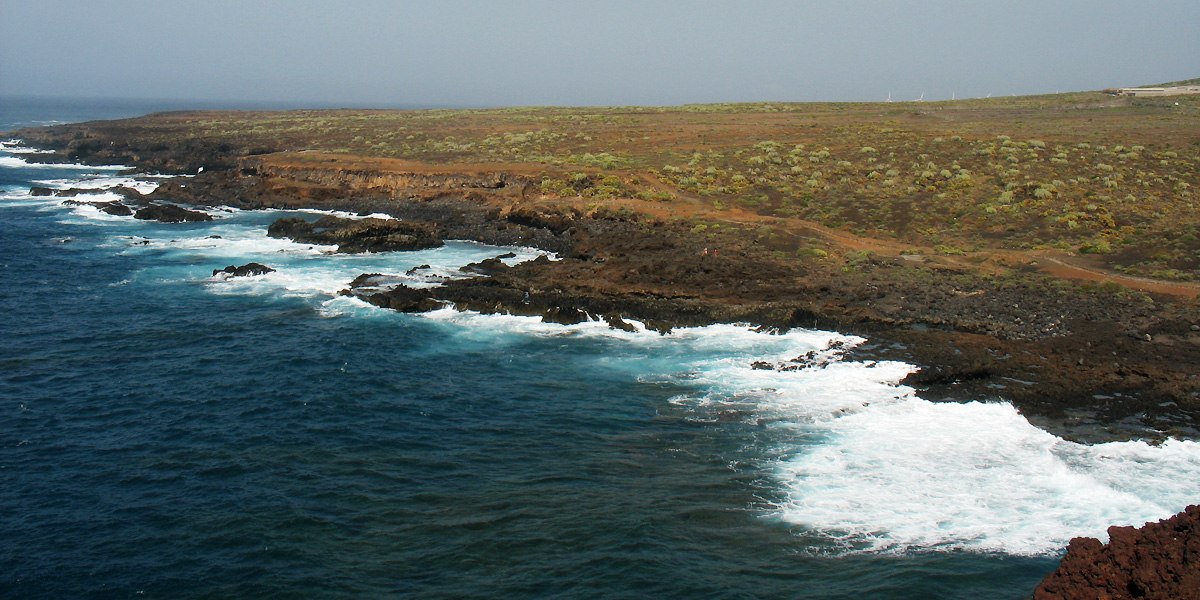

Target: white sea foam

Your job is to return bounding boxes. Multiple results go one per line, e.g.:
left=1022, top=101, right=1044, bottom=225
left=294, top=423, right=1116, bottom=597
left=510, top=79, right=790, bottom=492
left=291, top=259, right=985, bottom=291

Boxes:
left=403, top=311, right=1200, bottom=556
left=103, top=217, right=551, bottom=305
left=318, top=294, right=415, bottom=319
left=0, top=191, right=52, bottom=205
left=419, top=306, right=643, bottom=341
left=1, top=156, right=163, bottom=218
left=674, top=333, right=1200, bottom=556
left=0, top=140, right=55, bottom=154
left=0, top=155, right=126, bottom=170
left=772, top=399, right=1200, bottom=555
left=61, top=200, right=135, bottom=223
left=302, top=208, right=399, bottom=221
left=31, top=174, right=160, bottom=195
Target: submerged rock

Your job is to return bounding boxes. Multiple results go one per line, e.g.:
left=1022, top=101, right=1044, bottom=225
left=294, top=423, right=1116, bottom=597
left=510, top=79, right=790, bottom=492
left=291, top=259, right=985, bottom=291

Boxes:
left=267, top=215, right=442, bottom=253
left=1031, top=505, right=1200, bottom=600
left=213, top=263, right=276, bottom=278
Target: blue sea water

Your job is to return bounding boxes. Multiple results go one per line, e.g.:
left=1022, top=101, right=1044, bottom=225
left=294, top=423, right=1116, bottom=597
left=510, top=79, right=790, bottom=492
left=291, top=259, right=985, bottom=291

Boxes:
left=2, top=99, right=1199, bottom=600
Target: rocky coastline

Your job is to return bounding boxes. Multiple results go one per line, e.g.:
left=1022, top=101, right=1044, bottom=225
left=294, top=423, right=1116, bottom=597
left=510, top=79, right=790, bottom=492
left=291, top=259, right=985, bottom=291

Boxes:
left=7, top=135, right=1199, bottom=444
left=7, top=109, right=1200, bottom=599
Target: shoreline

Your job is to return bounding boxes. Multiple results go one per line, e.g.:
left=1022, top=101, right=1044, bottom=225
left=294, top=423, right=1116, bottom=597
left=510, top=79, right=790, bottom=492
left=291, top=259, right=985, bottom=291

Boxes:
left=5, top=109, right=1200, bottom=444
left=6, top=106, right=1200, bottom=599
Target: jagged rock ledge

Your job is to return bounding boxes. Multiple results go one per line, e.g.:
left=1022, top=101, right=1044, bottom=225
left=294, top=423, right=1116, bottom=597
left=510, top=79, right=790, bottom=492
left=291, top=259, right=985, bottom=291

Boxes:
left=132, top=203, right=212, bottom=223
left=266, top=214, right=442, bottom=253
left=1031, top=505, right=1200, bottom=600
left=213, top=263, right=276, bottom=278
left=58, top=197, right=212, bottom=222
left=341, top=255, right=816, bottom=333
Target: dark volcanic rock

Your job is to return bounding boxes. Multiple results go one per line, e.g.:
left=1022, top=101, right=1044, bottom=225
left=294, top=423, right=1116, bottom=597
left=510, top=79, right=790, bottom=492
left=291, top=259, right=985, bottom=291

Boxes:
left=97, top=202, right=134, bottom=216
left=605, top=315, right=638, bottom=332
left=134, top=203, right=213, bottom=223
left=507, top=206, right=575, bottom=234
left=14, top=119, right=1200, bottom=441
left=347, top=273, right=389, bottom=288
left=30, top=185, right=144, bottom=199
left=267, top=215, right=443, bottom=253
left=343, top=272, right=416, bottom=291
left=7, top=123, right=269, bottom=173
left=267, top=216, right=317, bottom=239
left=115, top=186, right=145, bottom=200
left=60, top=199, right=134, bottom=216
left=351, top=284, right=443, bottom=313
left=1031, top=505, right=1200, bottom=600
left=213, top=263, right=276, bottom=278
left=460, top=257, right=510, bottom=276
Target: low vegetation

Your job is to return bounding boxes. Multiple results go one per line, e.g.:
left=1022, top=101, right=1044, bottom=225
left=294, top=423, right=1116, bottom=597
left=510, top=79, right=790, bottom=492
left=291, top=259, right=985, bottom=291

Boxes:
left=15, top=89, right=1200, bottom=282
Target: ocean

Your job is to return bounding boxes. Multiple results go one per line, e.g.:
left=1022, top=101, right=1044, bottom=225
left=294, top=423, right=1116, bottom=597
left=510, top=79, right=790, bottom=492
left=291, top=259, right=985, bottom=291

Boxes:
left=2, top=98, right=1198, bottom=599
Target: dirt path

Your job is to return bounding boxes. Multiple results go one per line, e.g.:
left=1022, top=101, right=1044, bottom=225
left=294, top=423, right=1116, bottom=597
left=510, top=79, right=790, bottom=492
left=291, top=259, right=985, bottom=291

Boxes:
left=545, top=182, right=1200, bottom=298
left=264, top=154, right=1200, bottom=299
left=1029, top=252, right=1200, bottom=298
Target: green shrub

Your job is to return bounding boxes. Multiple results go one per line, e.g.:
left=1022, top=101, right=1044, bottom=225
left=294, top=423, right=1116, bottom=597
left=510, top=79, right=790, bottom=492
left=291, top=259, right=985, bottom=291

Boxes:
left=1079, top=241, right=1113, bottom=254
left=933, top=244, right=966, bottom=255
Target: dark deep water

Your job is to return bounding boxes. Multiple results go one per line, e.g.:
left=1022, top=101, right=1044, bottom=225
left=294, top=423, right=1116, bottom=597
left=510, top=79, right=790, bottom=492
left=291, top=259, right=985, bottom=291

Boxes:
left=4, top=98, right=1195, bottom=600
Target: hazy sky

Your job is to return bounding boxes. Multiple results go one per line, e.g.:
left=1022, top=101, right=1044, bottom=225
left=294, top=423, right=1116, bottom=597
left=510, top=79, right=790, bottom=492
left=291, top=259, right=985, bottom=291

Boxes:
left=1, top=0, right=1197, bottom=108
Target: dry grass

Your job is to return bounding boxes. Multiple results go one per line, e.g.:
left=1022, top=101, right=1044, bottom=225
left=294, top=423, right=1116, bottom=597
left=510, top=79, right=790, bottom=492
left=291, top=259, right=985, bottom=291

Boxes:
left=25, top=91, right=1200, bottom=281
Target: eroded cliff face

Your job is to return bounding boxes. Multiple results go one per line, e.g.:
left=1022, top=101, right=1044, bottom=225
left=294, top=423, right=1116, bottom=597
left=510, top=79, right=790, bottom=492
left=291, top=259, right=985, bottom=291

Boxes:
left=1032, top=505, right=1200, bottom=600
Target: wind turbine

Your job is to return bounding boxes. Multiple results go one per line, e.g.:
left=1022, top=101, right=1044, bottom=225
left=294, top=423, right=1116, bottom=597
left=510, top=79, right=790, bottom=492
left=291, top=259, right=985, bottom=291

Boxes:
left=885, top=91, right=893, bottom=102
left=914, top=92, right=924, bottom=102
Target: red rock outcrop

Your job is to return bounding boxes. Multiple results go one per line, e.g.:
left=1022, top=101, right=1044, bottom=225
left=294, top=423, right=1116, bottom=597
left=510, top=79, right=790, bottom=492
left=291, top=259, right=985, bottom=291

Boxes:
left=1032, top=505, right=1200, bottom=600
